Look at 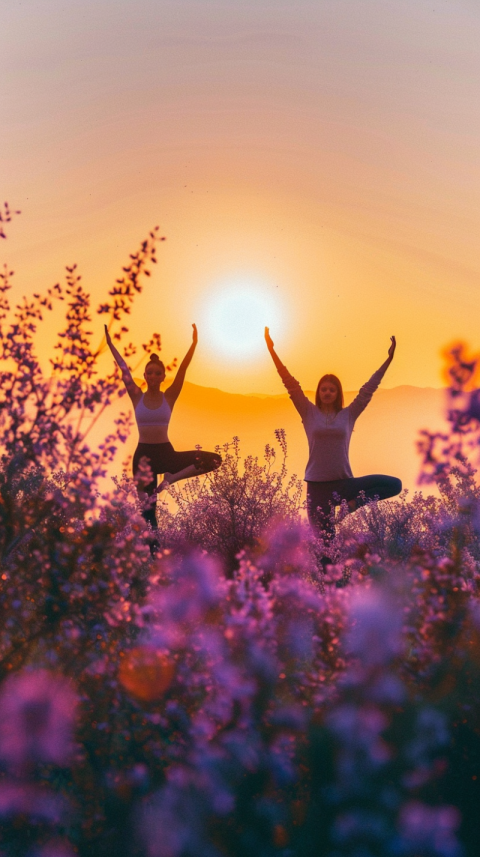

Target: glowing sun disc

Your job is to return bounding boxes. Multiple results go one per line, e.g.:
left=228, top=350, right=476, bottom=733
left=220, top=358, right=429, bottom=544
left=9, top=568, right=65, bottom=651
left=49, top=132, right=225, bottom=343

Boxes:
left=203, top=282, right=283, bottom=359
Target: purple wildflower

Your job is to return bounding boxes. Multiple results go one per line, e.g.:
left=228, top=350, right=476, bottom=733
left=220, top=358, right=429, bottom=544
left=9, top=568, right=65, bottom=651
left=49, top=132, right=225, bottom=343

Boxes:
left=0, top=671, right=77, bottom=771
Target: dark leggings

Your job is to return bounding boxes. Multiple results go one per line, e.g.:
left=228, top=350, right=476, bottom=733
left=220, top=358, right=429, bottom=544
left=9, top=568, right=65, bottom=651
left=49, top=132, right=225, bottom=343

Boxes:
left=133, top=442, right=222, bottom=529
left=307, top=474, right=402, bottom=540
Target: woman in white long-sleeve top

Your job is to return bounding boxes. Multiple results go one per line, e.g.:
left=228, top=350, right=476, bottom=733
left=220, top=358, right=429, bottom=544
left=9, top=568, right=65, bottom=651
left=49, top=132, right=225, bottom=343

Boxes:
left=265, top=328, right=401, bottom=540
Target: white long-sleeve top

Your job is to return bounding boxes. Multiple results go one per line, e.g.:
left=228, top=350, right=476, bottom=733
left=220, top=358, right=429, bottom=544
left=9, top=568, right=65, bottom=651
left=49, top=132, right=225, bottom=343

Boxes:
left=278, top=365, right=388, bottom=481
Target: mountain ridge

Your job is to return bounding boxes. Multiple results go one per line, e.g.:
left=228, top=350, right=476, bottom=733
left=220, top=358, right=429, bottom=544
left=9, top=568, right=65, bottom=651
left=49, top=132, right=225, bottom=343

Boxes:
left=100, top=381, right=451, bottom=494
left=155, top=382, right=449, bottom=492
left=179, top=381, right=446, bottom=399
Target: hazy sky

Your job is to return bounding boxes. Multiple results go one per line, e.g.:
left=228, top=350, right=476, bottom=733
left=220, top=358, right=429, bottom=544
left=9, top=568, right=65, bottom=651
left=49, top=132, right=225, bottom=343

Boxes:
left=2, top=0, right=479, bottom=393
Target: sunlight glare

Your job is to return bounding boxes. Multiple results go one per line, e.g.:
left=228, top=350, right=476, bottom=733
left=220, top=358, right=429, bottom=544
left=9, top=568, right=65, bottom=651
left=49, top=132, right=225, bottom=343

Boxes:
left=202, top=281, right=283, bottom=360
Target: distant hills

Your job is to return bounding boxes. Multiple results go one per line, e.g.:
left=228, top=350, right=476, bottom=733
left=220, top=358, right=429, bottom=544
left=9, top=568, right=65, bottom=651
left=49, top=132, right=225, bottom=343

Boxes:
left=114, top=382, right=449, bottom=494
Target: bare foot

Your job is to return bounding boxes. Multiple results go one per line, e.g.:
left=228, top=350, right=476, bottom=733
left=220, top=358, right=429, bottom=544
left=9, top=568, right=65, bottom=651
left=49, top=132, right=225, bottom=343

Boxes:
left=156, top=473, right=173, bottom=494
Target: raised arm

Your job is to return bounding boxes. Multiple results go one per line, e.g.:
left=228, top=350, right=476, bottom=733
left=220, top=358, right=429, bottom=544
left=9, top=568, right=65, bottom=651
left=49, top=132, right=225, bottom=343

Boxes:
left=164, top=324, right=197, bottom=407
left=349, top=336, right=396, bottom=423
left=104, top=325, right=142, bottom=403
left=265, top=327, right=310, bottom=420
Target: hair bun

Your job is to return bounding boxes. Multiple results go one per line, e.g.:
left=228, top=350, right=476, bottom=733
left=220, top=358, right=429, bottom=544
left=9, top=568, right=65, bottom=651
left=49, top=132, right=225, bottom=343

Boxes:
left=148, top=353, right=161, bottom=363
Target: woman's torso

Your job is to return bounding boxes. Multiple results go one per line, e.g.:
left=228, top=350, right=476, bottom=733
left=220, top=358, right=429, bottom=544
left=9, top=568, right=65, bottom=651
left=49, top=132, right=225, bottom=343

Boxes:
left=302, top=405, right=354, bottom=482
left=134, top=393, right=171, bottom=443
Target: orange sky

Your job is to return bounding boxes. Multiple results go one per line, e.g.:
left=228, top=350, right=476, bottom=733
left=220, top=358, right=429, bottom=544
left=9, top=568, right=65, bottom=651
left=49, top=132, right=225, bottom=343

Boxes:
left=2, top=0, right=479, bottom=394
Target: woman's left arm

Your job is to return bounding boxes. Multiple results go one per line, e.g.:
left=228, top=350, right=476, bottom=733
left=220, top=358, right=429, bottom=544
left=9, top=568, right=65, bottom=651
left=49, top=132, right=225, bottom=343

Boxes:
left=164, top=324, right=197, bottom=407
left=349, top=336, right=396, bottom=421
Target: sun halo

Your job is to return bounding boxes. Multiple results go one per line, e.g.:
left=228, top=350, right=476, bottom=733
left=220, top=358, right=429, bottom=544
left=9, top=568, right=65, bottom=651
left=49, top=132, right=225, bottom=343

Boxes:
left=201, top=282, right=283, bottom=361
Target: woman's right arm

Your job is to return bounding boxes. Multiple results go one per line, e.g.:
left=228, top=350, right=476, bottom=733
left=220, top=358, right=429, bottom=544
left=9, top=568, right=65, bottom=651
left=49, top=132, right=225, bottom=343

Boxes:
left=104, top=325, right=142, bottom=403
left=348, top=336, right=396, bottom=423
left=265, top=327, right=310, bottom=419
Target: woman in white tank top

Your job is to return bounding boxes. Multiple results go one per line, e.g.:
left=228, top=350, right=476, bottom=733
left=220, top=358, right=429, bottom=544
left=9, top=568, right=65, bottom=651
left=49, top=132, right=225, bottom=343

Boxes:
left=105, top=324, right=222, bottom=532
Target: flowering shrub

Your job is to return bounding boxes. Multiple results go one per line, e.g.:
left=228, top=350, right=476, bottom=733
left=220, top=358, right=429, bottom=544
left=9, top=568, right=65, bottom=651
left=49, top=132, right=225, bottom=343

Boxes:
left=155, top=432, right=304, bottom=575
left=417, top=342, right=480, bottom=485
left=334, top=463, right=480, bottom=569
left=2, top=211, right=480, bottom=855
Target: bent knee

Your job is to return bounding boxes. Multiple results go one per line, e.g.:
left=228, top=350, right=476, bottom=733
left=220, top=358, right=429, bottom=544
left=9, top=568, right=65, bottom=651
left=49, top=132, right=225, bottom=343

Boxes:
left=195, top=452, right=222, bottom=473
left=391, top=477, right=402, bottom=496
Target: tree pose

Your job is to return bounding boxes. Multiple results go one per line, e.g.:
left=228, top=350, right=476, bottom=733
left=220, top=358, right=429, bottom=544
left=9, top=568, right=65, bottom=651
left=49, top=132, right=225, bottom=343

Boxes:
left=265, top=328, right=401, bottom=544
left=106, top=324, right=222, bottom=530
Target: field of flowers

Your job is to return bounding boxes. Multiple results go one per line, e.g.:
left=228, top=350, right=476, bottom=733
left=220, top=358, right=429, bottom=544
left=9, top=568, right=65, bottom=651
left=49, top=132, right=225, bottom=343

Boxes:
left=1, top=207, right=480, bottom=856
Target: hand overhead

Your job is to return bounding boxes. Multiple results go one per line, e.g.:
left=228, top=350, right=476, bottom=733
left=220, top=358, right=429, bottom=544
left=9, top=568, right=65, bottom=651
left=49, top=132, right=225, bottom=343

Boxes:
left=264, top=326, right=274, bottom=351
left=388, top=336, right=396, bottom=361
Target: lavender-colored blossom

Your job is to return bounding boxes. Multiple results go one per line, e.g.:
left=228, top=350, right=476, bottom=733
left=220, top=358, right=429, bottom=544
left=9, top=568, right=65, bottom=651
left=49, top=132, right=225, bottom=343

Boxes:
left=327, top=703, right=391, bottom=777
left=396, top=801, right=463, bottom=857
left=0, top=671, right=77, bottom=770
left=139, top=778, right=223, bottom=857
left=0, top=783, right=67, bottom=823
left=146, top=553, right=225, bottom=647
left=346, top=587, right=403, bottom=666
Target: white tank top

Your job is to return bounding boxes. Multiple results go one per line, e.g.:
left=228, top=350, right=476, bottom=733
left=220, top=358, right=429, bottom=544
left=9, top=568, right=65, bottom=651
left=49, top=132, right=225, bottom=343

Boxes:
left=134, top=394, right=171, bottom=428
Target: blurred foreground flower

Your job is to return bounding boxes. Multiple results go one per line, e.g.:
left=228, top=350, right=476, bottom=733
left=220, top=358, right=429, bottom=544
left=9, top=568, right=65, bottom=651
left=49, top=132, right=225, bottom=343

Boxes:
left=0, top=670, right=77, bottom=772
left=397, top=801, right=462, bottom=857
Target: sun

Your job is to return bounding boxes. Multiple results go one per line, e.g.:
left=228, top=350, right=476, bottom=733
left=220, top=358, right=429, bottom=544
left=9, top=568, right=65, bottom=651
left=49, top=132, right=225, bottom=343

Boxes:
left=202, top=280, right=283, bottom=360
